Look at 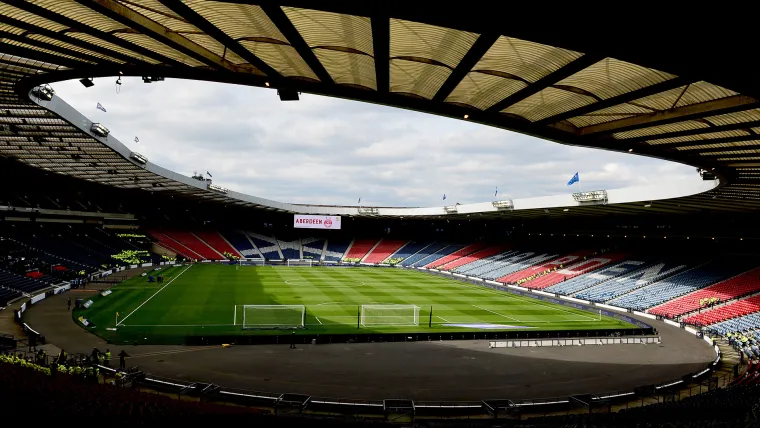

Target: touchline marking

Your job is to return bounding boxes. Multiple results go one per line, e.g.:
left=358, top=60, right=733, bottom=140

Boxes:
left=116, top=265, right=192, bottom=326
left=130, top=346, right=218, bottom=359
left=233, top=305, right=237, bottom=326
left=473, top=304, right=521, bottom=322
left=120, top=324, right=235, bottom=327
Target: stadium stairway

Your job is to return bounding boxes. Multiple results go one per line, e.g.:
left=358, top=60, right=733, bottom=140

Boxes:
left=363, top=239, right=407, bottom=264
left=194, top=231, right=242, bottom=258
left=343, top=239, right=379, bottom=261
left=164, top=231, right=222, bottom=260
left=424, top=242, right=488, bottom=269
left=496, top=250, right=594, bottom=284
left=481, top=252, right=557, bottom=280
left=649, top=266, right=760, bottom=319
left=388, top=241, right=430, bottom=264
left=302, top=238, right=325, bottom=261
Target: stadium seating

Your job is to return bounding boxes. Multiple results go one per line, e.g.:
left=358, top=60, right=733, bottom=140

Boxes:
left=424, top=242, right=487, bottom=269
left=454, top=250, right=516, bottom=275
left=409, top=244, right=464, bottom=268
left=194, top=230, right=242, bottom=258
left=220, top=231, right=259, bottom=259
left=302, top=238, right=325, bottom=261
left=545, top=259, right=649, bottom=295
left=650, top=266, right=760, bottom=318
left=518, top=252, right=628, bottom=290
left=574, top=260, right=690, bottom=303
left=246, top=233, right=281, bottom=259
left=163, top=231, right=222, bottom=260
left=343, top=239, right=379, bottom=261
left=496, top=250, right=595, bottom=284
left=710, top=312, right=760, bottom=336
left=481, top=252, right=558, bottom=280
left=400, top=243, right=446, bottom=266
left=684, top=295, right=760, bottom=326
left=323, top=239, right=351, bottom=262
left=387, top=241, right=430, bottom=264
left=148, top=231, right=200, bottom=260
left=439, top=245, right=508, bottom=271
left=0, top=268, right=51, bottom=293
left=363, top=239, right=407, bottom=264
left=277, top=238, right=301, bottom=260
left=0, top=287, right=21, bottom=306
left=609, top=259, right=757, bottom=311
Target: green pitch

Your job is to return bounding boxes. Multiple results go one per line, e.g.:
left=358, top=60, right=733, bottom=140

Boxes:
left=74, top=264, right=636, bottom=345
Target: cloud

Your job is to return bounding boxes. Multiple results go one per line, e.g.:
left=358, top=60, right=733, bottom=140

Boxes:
left=52, top=77, right=697, bottom=206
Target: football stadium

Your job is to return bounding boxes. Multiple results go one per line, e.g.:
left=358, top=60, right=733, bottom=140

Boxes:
left=2, top=1, right=760, bottom=426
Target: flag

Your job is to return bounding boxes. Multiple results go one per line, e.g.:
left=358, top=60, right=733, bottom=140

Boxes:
left=357, top=197, right=361, bottom=204
left=206, top=171, right=212, bottom=177
left=494, top=186, right=498, bottom=197
left=442, top=194, right=446, bottom=201
left=567, top=172, right=579, bottom=186
left=134, top=136, right=139, bottom=143
left=96, top=102, right=106, bottom=112
left=116, top=312, right=119, bottom=317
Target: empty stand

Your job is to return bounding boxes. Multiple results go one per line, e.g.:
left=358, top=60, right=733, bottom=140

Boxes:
left=220, top=231, right=260, bottom=259
left=164, top=231, right=221, bottom=260
left=438, top=245, right=507, bottom=271
left=424, top=242, right=487, bottom=269
left=323, top=239, right=351, bottom=262
left=574, top=260, right=690, bottom=303
left=650, top=266, right=760, bottom=318
left=343, top=239, right=378, bottom=261
left=684, top=294, right=760, bottom=326
left=518, top=252, right=628, bottom=290
left=497, top=250, right=594, bottom=284
left=302, top=238, right=325, bottom=261
left=363, top=239, right=407, bottom=264
left=246, top=234, right=281, bottom=260
left=389, top=241, right=430, bottom=264
left=546, top=259, right=649, bottom=295
left=149, top=231, right=201, bottom=260
left=194, top=231, right=242, bottom=258
left=277, top=238, right=301, bottom=260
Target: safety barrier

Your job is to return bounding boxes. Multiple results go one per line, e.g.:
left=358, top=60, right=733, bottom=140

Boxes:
left=489, top=335, right=660, bottom=348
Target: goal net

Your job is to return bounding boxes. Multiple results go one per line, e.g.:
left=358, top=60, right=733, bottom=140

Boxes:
left=239, top=259, right=265, bottom=266
left=287, top=259, right=313, bottom=267
left=242, top=305, right=305, bottom=329
left=361, top=305, right=420, bottom=327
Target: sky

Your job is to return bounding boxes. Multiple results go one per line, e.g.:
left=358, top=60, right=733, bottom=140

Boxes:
left=52, top=77, right=697, bottom=207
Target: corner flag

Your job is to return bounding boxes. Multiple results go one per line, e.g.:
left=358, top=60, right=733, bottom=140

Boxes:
left=567, top=172, right=579, bottom=186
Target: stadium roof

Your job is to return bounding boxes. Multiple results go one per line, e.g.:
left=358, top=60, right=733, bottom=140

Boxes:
left=2, top=1, right=760, bottom=218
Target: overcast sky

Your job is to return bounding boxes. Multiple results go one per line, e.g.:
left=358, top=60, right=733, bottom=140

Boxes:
left=52, top=77, right=696, bottom=207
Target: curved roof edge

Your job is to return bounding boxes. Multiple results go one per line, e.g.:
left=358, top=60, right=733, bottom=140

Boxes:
left=34, top=89, right=718, bottom=218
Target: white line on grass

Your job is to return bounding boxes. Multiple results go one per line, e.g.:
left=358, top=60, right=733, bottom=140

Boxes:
left=233, top=305, right=237, bottom=326
left=314, top=316, right=323, bottom=325
left=116, top=265, right=192, bottom=326
left=472, top=304, right=521, bottom=322
left=119, top=324, right=234, bottom=327
left=436, top=315, right=452, bottom=323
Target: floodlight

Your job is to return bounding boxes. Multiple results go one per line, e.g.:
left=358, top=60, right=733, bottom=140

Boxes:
left=130, top=152, right=147, bottom=164
left=277, top=89, right=299, bottom=101
left=32, top=85, right=55, bottom=101
left=208, top=183, right=229, bottom=194
left=90, top=122, right=109, bottom=137
left=79, top=78, right=94, bottom=88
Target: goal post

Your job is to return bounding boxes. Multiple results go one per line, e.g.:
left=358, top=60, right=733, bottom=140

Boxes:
left=360, top=304, right=420, bottom=327
left=242, top=305, right=305, bottom=329
left=239, top=259, right=265, bottom=267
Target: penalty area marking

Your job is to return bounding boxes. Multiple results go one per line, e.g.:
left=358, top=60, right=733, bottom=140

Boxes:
left=472, top=304, right=521, bottom=322
left=116, top=265, right=192, bottom=326
left=234, top=305, right=237, bottom=326
left=284, top=280, right=366, bottom=287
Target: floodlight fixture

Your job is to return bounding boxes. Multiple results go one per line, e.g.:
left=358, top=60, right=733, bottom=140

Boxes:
left=130, top=152, right=147, bottom=164
left=90, top=122, right=109, bottom=137
left=277, top=89, right=299, bottom=101
left=208, top=183, right=229, bottom=194
left=79, top=77, right=94, bottom=88
left=32, top=85, right=55, bottom=101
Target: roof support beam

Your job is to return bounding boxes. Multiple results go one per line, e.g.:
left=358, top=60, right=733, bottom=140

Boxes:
left=0, top=30, right=120, bottom=66
left=371, top=13, right=389, bottom=93
left=486, top=54, right=603, bottom=114
left=433, top=33, right=499, bottom=102
left=77, top=0, right=235, bottom=71
left=618, top=119, right=760, bottom=144
left=260, top=4, right=334, bottom=84
left=4, top=0, right=186, bottom=67
left=0, top=15, right=147, bottom=66
left=535, top=76, right=693, bottom=125
left=580, top=95, right=760, bottom=136
left=156, top=0, right=282, bottom=79
left=663, top=133, right=760, bottom=149
left=0, top=43, right=88, bottom=70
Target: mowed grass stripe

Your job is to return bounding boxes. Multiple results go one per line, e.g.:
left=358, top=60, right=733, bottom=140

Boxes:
left=77, top=264, right=637, bottom=344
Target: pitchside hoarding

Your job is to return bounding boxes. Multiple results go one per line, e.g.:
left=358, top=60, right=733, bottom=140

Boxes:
left=293, top=215, right=341, bottom=230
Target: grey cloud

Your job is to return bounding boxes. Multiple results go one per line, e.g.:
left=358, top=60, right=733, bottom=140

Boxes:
left=53, top=77, right=698, bottom=207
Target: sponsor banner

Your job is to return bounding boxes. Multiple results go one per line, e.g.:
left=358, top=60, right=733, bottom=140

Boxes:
left=293, top=215, right=341, bottom=230
left=633, top=311, right=657, bottom=320
left=20, top=302, right=26, bottom=313
left=684, top=326, right=698, bottom=335
left=101, top=270, right=113, bottom=277
left=82, top=300, right=94, bottom=309
left=663, top=319, right=680, bottom=327
left=452, top=273, right=465, bottom=278
left=596, top=303, right=627, bottom=312
left=532, top=290, right=554, bottom=296
left=53, top=284, right=71, bottom=295
left=130, top=264, right=138, bottom=269
left=100, top=290, right=112, bottom=297
left=169, top=261, right=175, bottom=265
left=141, top=262, right=153, bottom=267
left=30, top=293, right=46, bottom=304
left=78, top=316, right=91, bottom=327
left=485, top=280, right=501, bottom=286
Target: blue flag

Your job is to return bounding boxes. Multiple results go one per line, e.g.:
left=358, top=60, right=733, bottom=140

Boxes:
left=96, top=102, right=106, bottom=112
left=494, top=186, right=498, bottom=197
left=442, top=194, right=446, bottom=201
left=358, top=197, right=361, bottom=204
left=567, top=172, right=579, bottom=186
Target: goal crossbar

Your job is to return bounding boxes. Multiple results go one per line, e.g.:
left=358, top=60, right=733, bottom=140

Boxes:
left=361, top=304, right=420, bottom=327
left=242, top=304, right=305, bottom=329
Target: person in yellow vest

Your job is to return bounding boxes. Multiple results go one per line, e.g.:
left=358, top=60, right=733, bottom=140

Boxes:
left=104, top=349, right=111, bottom=367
